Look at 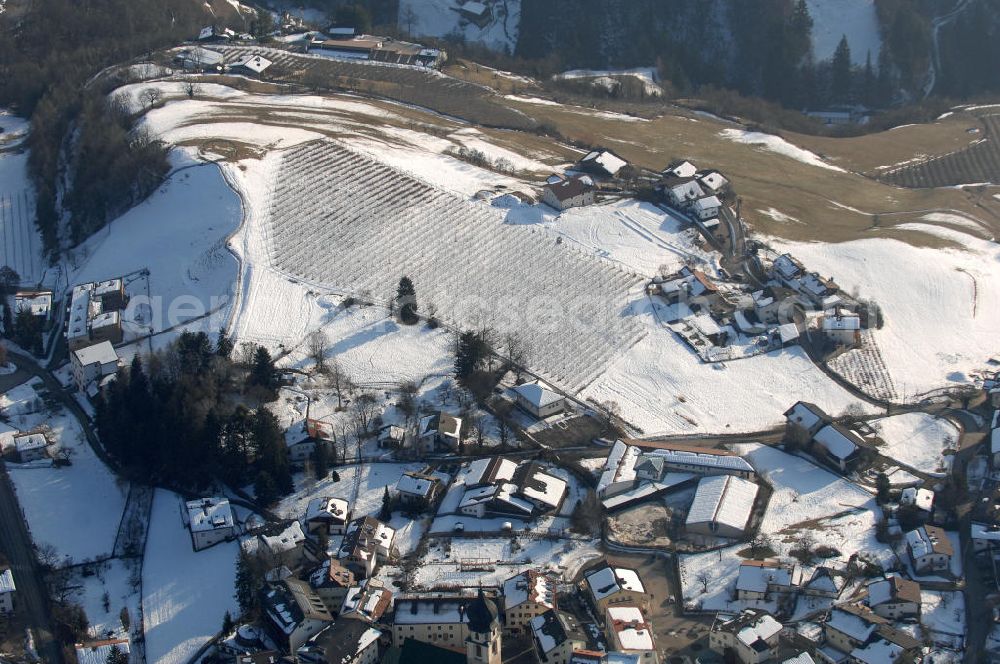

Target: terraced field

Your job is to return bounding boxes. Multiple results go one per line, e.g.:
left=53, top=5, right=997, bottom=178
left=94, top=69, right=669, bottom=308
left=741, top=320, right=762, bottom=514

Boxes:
left=880, top=114, right=1000, bottom=188
left=214, top=45, right=537, bottom=131
left=264, top=140, right=645, bottom=392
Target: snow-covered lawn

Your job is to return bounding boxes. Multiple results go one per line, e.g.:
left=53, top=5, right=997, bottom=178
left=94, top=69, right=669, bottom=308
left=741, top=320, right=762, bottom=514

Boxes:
left=142, top=489, right=239, bottom=664
left=4, top=381, right=127, bottom=565
left=275, top=462, right=426, bottom=523
left=774, top=223, right=1000, bottom=399
left=871, top=413, right=959, bottom=475
left=679, top=444, right=892, bottom=611
left=921, top=590, right=966, bottom=649
left=65, top=559, right=142, bottom=642
left=719, top=128, right=845, bottom=172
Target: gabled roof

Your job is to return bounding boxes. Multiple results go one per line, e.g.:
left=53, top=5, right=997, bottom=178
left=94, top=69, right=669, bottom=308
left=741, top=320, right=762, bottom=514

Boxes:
left=397, top=471, right=439, bottom=498
left=905, top=525, right=953, bottom=558
left=0, top=568, right=15, bottom=593
left=73, top=341, right=119, bottom=367
left=813, top=424, right=863, bottom=460
left=544, top=175, right=594, bottom=202
left=585, top=564, right=645, bottom=601
left=867, top=575, right=920, bottom=607
left=512, top=382, right=565, bottom=409
left=232, top=54, right=272, bottom=73
left=530, top=609, right=586, bottom=654
left=783, top=401, right=830, bottom=430
left=579, top=149, right=627, bottom=176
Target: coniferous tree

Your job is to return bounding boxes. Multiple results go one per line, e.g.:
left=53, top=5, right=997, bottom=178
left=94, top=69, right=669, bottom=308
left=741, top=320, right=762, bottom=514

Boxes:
left=254, top=470, right=279, bottom=507
left=253, top=408, right=293, bottom=494
left=831, top=35, right=853, bottom=102
left=313, top=441, right=329, bottom=480
left=379, top=486, right=392, bottom=521
left=234, top=550, right=264, bottom=616
left=396, top=276, right=418, bottom=325
left=216, top=327, right=234, bottom=359
left=249, top=345, right=277, bottom=392
left=105, top=644, right=128, bottom=664
left=454, top=331, right=488, bottom=382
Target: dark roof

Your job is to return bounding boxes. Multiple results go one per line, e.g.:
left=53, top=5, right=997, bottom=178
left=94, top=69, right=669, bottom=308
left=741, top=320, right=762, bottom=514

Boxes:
left=393, top=638, right=467, bottom=664
left=299, top=621, right=375, bottom=662
left=545, top=176, right=593, bottom=202
left=534, top=609, right=586, bottom=651
left=466, top=589, right=499, bottom=633
left=658, top=174, right=698, bottom=189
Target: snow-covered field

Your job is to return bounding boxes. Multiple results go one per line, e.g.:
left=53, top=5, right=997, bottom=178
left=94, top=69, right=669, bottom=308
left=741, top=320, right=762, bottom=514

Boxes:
left=806, top=0, right=882, bottom=64
left=679, top=444, right=892, bottom=611
left=719, top=128, right=845, bottom=172
left=0, top=109, right=45, bottom=284
left=142, top=489, right=239, bottom=664
left=399, top=0, right=520, bottom=53
left=4, top=380, right=127, bottom=565
left=872, top=413, right=959, bottom=475
left=65, top=559, right=143, bottom=642
left=774, top=223, right=1000, bottom=399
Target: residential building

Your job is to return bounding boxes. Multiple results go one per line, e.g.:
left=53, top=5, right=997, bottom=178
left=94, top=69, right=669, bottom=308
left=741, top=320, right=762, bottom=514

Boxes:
left=340, top=578, right=392, bottom=623
left=530, top=609, right=587, bottom=664
left=822, top=603, right=886, bottom=655
left=660, top=175, right=705, bottom=207
left=309, top=558, right=356, bottom=613
left=663, top=160, right=698, bottom=179
left=417, top=412, right=462, bottom=453
left=811, top=424, right=865, bottom=473
left=783, top=402, right=830, bottom=444
left=542, top=176, right=596, bottom=211
left=297, top=620, right=381, bottom=664
left=185, top=497, right=235, bottom=550
left=338, top=516, right=395, bottom=578
left=513, top=462, right=568, bottom=514
left=708, top=609, right=782, bottom=664
left=583, top=564, right=650, bottom=613
left=772, top=254, right=805, bottom=282
left=71, top=341, right=120, bottom=393
left=900, top=487, right=934, bottom=515
left=698, top=170, right=729, bottom=194
left=905, top=525, right=954, bottom=574
left=259, top=521, right=307, bottom=568
left=0, top=568, right=14, bottom=614
left=261, top=578, right=334, bottom=654
left=605, top=606, right=658, bottom=663
left=396, top=471, right=442, bottom=510
left=304, top=496, right=350, bottom=537
left=735, top=560, right=801, bottom=602
left=74, top=639, right=130, bottom=664
left=685, top=474, right=759, bottom=538
left=577, top=149, right=628, bottom=178
left=378, top=424, right=405, bottom=448
left=14, top=290, right=53, bottom=320
left=512, top=381, right=567, bottom=419
left=821, top=309, right=861, bottom=348
left=466, top=457, right=518, bottom=488
left=230, top=54, right=272, bottom=76
left=866, top=576, right=920, bottom=620
left=691, top=195, right=722, bottom=220
left=801, top=567, right=842, bottom=599
left=13, top=433, right=48, bottom=462
left=501, top=569, right=557, bottom=634
left=66, top=280, right=127, bottom=351
left=286, top=435, right=320, bottom=464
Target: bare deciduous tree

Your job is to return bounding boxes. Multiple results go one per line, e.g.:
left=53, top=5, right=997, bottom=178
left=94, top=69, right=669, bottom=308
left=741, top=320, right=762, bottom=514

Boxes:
left=307, top=330, right=328, bottom=373
left=140, top=87, right=162, bottom=109
left=329, top=359, right=352, bottom=409
left=184, top=81, right=198, bottom=99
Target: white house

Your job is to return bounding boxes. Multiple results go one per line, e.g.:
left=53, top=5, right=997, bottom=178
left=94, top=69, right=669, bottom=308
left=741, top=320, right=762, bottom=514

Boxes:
left=821, top=309, right=861, bottom=347
left=605, top=605, right=658, bottom=662
left=13, top=433, right=48, bottom=462
left=71, top=340, right=120, bottom=393
left=709, top=609, right=782, bottom=664
left=811, top=424, right=864, bottom=472
left=0, top=568, right=14, bottom=614
left=260, top=521, right=307, bottom=567
left=502, top=570, right=556, bottom=634
left=900, top=487, right=934, bottom=514
left=261, top=578, right=334, bottom=654
left=512, top=382, right=567, bottom=419
left=735, top=559, right=801, bottom=601
left=14, top=290, right=53, bottom=320
left=541, top=176, right=595, bottom=211
left=584, top=565, right=650, bottom=613
left=304, top=496, right=351, bottom=536
left=186, top=497, right=236, bottom=550
left=417, top=412, right=462, bottom=453
left=691, top=195, right=722, bottom=220
left=866, top=576, right=920, bottom=620
left=661, top=176, right=705, bottom=207
left=685, top=474, right=759, bottom=539
left=905, top=525, right=954, bottom=575
left=784, top=401, right=830, bottom=441
left=229, top=54, right=273, bottom=76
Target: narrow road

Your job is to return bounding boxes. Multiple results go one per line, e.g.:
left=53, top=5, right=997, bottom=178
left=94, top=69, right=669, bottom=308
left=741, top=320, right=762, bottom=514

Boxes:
left=0, top=465, right=64, bottom=664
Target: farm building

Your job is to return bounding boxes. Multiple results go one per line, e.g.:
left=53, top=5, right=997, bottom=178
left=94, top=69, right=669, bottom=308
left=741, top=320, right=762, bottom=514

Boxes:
left=185, top=497, right=235, bottom=550
left=174, top=46, right=225, bottom=70
left=583, top=564, right=650, bottom=613
left=541, top=176, right=595, bottom=211
left=771, top=254, right=805, bottom=282
left=0, top=568, right=14, bottom=614
left=229, top=54, right=272, bottom=76
left=501, top=570, right=556, bottom=635
left=396, top=471, right=442, bottom=509
left=511, top=381, right=567, bottom=419
left=13, top=433, right=48, bottom=463
left=866, top=576, right=920, bottom=620
left=735, top=559, right=801, bottom=601
left=691, top=195, right=722, bottom=221
left=642, top=445, right=755, bottom=479
left=304, top=496, right=350, bottom=536
left=659, top=175, right=705, bottom=207
left=709, top=609, right=782, bottom=663
left=596, top=441, right=641, bottom=498
left=14, top=290, right=53, bottom=320
left=811, top=423, right=865, bottom=472
left=905, top=525, right=954, bottom=575
left=821, top=309, right=861, bottom=348
left=71, top=341, right=120, bottom=393
left=576, top=149, right=628, bottom=178
left=684, top=474, right=759, bottom=538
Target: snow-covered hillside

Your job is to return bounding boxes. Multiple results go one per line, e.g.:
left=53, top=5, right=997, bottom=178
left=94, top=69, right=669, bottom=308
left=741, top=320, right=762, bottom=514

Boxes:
left=399, top=0, right=520, bottom=53
left=806, top=0, right=882, bottom=64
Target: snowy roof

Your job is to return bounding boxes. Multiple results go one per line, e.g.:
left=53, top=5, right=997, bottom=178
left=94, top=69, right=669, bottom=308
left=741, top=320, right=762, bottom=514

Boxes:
left=685, top=475, right=758, bottom=533
left=309, top=558, right=354, bottom=590
left=89, top=310, right=120, bottom=330
left=305, top=496, right=349, bottom=523
left=340, top=516, right=395, bottom=559
left=782, top=654, right=815, bottom=664
left=544, top=176, right=594, bottom=202
left=650, top=448, right=755, bottom=473
left=503, top=570, right=555, bottom=610
left=665, top=160, right=697, bottom=178
left=779, top=322, right=800, bottom=343
left=773, top=254, right=804, bottom=280
left=74, top=640, right=130, bottom=664
left=261, top=521, right=305, bottom=553
left=512, top=382, right=565, bottom=409
left=597, top=441, right=640, bottom=494
left=517, top=465, right=567, bottom=509
left=971, top=521, right=1000, bottom=542
left=232, top=54, right=272, bottom=73
left=692, top=195, right=722, bottom=213
left=607, top=606, right=654, bottom=651
left=813, top=424, right=862, bottom=460
left=397, top=472, right=438, bottom=498
left=466, top=457, right=517, bottom=487
left=851, top=638, right=903, bottom=664
left=804, top=567, right=842, bottom=594
left=14, top=291, right=52, bottom=316
left=580, top=149, right=627, bottom=176
left=493, top=483, right=535, bottom=514
left=905, top=525, right=953, bottom=558
left=73, top=341, right=119, bottom=367
left=698, top=171, right=729, bottom=191
left=784, top=401, right=829, bottom=431
left=736, top=613, right=782, bottom=648
left=68, top=284, right=93, bottom=340
left=867, top=576, right=920, bottom=607
left=341, top=579, right=392, bottom=621
left=531, top=609, right=585, bottom=654
left=585, top=565, right=645, bottom=601
left=393, top=594, right=485, bottom=625
left=825, top=605, right=883, bottom=642
left=900, top=487, right=934, bottom=512
left=736, top=560, right=798, bottom=594
left=691, top=313, right=722, bottom=337
left=419, top=412, right=461, bottom=440
left=14, top=433, right=47, bottom=453
left=94, top=278, right=122, bottom=295
left=0, top=568, right=14, bottom=593
left=186, top=497, right=234, bottom=533
left=823, top=311, right=860, bottom=331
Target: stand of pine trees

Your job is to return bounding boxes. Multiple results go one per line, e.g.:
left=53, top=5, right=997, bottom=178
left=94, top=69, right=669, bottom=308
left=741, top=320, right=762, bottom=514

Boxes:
left=95, top=331, right=293, bottom=503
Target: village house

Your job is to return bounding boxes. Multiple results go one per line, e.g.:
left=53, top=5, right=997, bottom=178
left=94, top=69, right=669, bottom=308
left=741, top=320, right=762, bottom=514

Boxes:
left=596, top=441, right=642, bottom=498
left=709, top=609, right=783, bottom=664
left=801, top=567, right=842, bottom=599
left=396, top=471, right=442, bottom=511
left=698, top=170, right=730, bottom=195
left=652, top=266, right=720, bottom=310
left=259, top=521, right=307, bottom=568
left=512, top=381, right=567, bottom=419
left=459, top=483, right=533, bottom=520
left=900, top=486, right=934, bottom=516
left=663, top=159, right=698, bottom=179
left=971, top=520, right=1000, bottom=556
left=605, top=606, right=658, bottom=663
left=340, top=578, right=392, bottom=623
left=185, top=497, right=235, bottom=550
left=308, top=558, right=356, bottom=612
left=14, top=290, right=53, bottom=321
left=261, top=578, right=334, bottom=654
left=174, top=45, right=225, bottom=69
left=74, top=639, right=130, bottom=664
left=576, top=149, right=628, bottom=178
left=417, top=411, right=463, bottom=453
left=465, top=457, right=518, bottom=488
left=821, top=309, right=861, bottom=348
left=530, top=609, right=588, bottom=664
left=67, top=279, right=127, bottom=351
left=691, top=195, right=722, bottom=221
left=685, top=474, right=759, bottom=539
left=821, top=603, right=887, bottom=658
left=513, top=462, right=568, bottom=514
left=905, top=525, right=954, bottom=575
left=378, top=424, right=405, bottom=448
left=296, top=620, right=381, bottom=664
left=70, top=340, right=120, bottom=393
left=229, top=54, right=272, bottom=77
left=391, top=591, right=502, bottom=664
left=304, top=496, right=350, bottom=537
left=783, top=401, right=831, bottom=446
left=501, top=569, right=557, bottom=635
left=541, top=176, right=596, bottom=211
left=0, top=567, right=15, bottom=614
left=771, top=254, right=806, bottom=282
left=659, top=175, right=705, bottom=207
left=13, top=433, right=49, bottom=463
left=865, top=576, right=920, bottom=620
left=735, top=559, right=802, bottom=602
left=338, top=516, right=395, bottom=578
left=811, top=423, right=866, bottom=473
left=583, top=564, right=650, bottom=614
left=820, top=603, right=921, bottom=664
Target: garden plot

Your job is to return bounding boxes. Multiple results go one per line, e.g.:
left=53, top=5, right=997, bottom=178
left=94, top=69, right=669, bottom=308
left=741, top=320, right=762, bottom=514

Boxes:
left=679, top=444, right=892, bottom=612
left=871, top=413, right=960, bottom=476
left=254, top=139, right=644, bottom=393
left=62, top=559, right=142, bottom=642
left=774, top=223, right=1000, bottom=400
left=142, top=489, right=239, bottom=664
left=4, top=381, right=127, bottom=565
